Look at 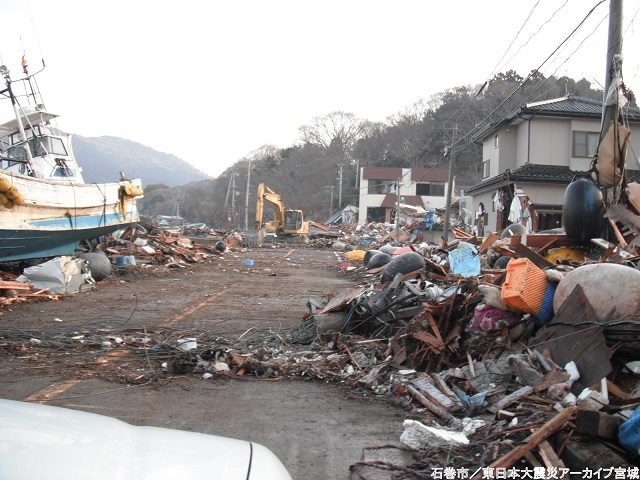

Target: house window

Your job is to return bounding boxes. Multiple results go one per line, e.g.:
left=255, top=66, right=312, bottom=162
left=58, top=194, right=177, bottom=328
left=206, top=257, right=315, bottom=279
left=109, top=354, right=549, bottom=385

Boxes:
left=494, top=134, right=499, bottom=148
left=416, top=182, right=445, bottom=197
left=483, top=160, right=490, bottom=179
left=573, top=131, right=599, bottom=157
left=367, top=179, right=397, bottom=194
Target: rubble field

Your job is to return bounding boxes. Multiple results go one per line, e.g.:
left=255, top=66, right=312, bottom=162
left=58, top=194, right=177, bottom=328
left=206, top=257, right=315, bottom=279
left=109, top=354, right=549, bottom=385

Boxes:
left=1, top=228, right=640, bottom=479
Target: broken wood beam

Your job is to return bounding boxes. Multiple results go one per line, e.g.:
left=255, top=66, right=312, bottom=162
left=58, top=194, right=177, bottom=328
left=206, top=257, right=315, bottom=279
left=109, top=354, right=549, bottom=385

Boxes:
left=478, top=232, right=500, bottom=253
left=410, top=377, right=458, bottom=411
left=473, top=406, right=577, bottom=475
left=488, top=386, right=534, bottom=414
left=406, top=384, right=454, bottom=421
left=0, top=281, right=32, bottom=291
left=537, top=439, right=566, bottom=469
left=513, top=243, right=554, bottom=269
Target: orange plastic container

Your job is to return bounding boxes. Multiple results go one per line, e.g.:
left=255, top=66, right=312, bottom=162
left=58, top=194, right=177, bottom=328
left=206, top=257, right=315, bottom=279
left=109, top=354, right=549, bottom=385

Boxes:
left=501, top=258, right=548, bottom=314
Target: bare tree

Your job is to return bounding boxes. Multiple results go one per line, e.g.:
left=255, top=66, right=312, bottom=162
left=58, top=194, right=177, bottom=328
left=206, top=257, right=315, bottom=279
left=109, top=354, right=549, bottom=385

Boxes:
left=298, top=111, right=373, bottom=161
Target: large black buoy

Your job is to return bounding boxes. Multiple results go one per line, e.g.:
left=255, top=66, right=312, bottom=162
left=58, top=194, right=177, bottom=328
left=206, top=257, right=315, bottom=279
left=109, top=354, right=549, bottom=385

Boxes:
left=380, top=252, right=425, bottom=284
left=363, top=249, right=381, bottom=268
left=78, top=251, right=112, bottom=281
left=562, top=178, right=606, bottom=245
left=494, top=255, right=513, bottom=269
left=366, top=252, right=392, bottom=270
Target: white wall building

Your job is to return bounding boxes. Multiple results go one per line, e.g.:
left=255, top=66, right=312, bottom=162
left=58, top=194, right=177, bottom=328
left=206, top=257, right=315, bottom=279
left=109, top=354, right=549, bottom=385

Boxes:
left=357, top=167, right=452, bottom=225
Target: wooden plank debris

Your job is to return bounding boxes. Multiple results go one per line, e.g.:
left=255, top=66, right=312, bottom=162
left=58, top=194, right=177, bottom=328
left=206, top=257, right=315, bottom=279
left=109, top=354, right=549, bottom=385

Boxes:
left=488, top=386, right=534, bottom=413
left=0, top=281, right=33, bottom=291
left=318, top=287, right=366, bottom=314
left=512, top=243, right=554, bottom=269
left=537, top=439, right=566, bottom=469
left=406, top=383, right=454, bottom=421
left=410, top=376, right=458, bottom=411
left=472, top=406, right=577, bottom=474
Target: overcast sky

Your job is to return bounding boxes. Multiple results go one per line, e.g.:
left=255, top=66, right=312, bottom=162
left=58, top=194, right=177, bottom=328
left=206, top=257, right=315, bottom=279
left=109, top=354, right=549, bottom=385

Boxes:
left=1, top=0, right=639, bottom=178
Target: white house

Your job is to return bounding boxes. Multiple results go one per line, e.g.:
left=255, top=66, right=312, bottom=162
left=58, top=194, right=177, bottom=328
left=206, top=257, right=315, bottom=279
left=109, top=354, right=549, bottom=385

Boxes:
left=465, top=96, right=640, bottom=235
left=357, top=167, right=451, bottom=225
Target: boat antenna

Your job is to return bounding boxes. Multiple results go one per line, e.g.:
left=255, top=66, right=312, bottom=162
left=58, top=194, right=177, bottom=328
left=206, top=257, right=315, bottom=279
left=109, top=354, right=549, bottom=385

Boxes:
left=21, top=54, right=39, bottom=108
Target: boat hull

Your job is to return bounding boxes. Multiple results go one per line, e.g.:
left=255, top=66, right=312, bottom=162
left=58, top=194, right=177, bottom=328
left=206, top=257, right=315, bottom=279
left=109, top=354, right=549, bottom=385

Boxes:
left=0, top=172, right=142, bottom=262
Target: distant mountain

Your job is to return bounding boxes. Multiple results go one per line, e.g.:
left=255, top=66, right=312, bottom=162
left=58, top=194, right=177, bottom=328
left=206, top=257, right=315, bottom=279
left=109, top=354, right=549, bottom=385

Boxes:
left=71, top=135, right=211, bottom=187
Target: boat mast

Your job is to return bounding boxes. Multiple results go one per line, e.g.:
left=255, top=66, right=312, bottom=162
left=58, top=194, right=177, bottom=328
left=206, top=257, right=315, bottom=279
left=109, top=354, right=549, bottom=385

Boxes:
left=0, top=65, right=38, bottom=177
left=600, top=0, right=623, bottom=135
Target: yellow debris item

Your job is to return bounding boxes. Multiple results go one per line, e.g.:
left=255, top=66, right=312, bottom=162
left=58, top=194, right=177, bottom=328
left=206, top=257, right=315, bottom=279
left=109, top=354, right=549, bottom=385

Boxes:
left=0, top=175, right=12, bottom=192
left=123, top=183, right=144, bottom=197
left=118, top=182, right=143, bottom=218
left=545, top=247, right=585, bottom=264
left=344, top=250, right=366, bottom=261
left=5, top=186, right=24, bottom=205
left=0, top=174, right=24, bottom=206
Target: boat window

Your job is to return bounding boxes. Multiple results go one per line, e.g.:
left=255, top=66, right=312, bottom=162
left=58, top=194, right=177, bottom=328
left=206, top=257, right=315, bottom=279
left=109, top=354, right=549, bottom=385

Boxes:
left=48, top=137, right=68, bottom=155
left=52, top=165, right=75, bottom=177
left=6, top=145, right=26, bottom=160
left=27, top=136, right=68, bottom=156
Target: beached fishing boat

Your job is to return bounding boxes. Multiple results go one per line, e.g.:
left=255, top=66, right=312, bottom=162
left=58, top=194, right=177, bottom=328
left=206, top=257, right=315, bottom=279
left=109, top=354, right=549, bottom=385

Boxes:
left=0, top=59, right=143, bottom=262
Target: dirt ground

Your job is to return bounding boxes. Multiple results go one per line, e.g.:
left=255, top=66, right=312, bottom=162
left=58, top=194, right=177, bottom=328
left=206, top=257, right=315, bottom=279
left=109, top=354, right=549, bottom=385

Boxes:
left=0, top=247, right=417, bottom=479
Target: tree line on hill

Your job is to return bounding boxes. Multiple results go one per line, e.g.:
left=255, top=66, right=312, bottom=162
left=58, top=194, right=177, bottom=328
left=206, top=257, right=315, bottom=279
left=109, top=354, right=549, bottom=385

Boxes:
left=138, top=71, right=603, bottom=230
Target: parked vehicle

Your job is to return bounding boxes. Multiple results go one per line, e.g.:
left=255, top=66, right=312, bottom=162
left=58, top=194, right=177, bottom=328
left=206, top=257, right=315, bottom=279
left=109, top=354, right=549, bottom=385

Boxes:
left=0, top=399, right=293, bottom=480
left=255, top=183, right=308, bottom=237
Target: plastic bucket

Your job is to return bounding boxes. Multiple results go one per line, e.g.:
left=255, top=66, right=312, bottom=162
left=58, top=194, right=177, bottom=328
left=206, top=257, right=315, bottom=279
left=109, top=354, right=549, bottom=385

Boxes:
left=116, top=255, right=136, bottom=266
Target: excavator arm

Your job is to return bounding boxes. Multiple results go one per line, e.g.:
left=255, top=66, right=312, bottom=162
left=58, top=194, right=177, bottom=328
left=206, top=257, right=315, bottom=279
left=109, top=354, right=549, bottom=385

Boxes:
left=255, top=183, right=285, bottom=230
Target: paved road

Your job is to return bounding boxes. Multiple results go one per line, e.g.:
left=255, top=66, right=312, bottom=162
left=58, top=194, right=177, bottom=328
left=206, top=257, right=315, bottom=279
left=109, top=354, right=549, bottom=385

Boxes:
left=0, top=248, right=413, bottom=479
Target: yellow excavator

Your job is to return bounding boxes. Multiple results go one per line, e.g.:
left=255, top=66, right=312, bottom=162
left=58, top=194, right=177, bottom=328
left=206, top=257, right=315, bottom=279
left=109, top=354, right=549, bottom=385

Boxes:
left=255, top=183, right=309, bottom=236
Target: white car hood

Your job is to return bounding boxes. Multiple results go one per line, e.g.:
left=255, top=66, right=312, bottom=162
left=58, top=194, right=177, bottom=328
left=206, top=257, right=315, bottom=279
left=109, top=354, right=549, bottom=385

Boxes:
left=0, top=399, right=292, bottom=480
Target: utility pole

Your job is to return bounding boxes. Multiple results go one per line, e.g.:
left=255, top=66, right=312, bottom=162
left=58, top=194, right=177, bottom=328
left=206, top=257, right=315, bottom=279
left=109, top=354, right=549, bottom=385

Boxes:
left=325, top=185, right=335, bottom=212
left=243, top=159, right=251, bottom=231
left=354, top=159, right=359, bottom=188
left=600, top=0, right=623, bottom=136
left=443, top=125, right=458, bottom=244
left=338, top=164, right=343, bottom=209
left=231, top=172, right=236, bottom=227
left=395, top=176, right=401, bottom=238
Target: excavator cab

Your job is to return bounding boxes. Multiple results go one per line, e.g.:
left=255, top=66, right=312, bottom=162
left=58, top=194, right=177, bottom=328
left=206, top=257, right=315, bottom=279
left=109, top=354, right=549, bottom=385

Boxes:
left=284, top=210, right=304, bottom=232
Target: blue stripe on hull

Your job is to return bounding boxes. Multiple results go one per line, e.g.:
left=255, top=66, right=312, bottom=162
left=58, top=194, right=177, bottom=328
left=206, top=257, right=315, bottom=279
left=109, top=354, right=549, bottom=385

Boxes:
left=0, top=212, right=137, bottom=262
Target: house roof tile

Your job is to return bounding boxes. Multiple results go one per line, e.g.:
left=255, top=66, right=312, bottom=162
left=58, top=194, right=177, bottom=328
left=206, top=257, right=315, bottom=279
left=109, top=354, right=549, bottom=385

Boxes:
left=465, top=163, right=640, bottom=195
left=473, top=96, right=640, bottom=143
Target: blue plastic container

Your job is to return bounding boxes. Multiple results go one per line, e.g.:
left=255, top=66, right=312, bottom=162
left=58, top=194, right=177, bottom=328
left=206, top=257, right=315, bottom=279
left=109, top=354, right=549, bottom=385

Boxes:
left=618, top=405, right=640, bottom=457
left=536, top=282, right=556, bottom=322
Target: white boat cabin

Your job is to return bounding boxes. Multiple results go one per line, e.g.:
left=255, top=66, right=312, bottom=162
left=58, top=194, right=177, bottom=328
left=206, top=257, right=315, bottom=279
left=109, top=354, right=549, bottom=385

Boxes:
left=0, top=106, right=84, bottom=183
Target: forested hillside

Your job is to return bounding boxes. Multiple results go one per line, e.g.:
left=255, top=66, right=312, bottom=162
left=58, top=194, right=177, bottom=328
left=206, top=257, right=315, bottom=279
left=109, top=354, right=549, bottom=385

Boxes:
left=138, top=72, right=604, bottom=228
left=72, top=136, right=210, bottom=186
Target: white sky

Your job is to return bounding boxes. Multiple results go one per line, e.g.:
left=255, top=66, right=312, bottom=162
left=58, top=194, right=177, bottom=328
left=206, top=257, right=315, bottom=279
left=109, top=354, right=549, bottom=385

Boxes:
left=1, top=0, right=639, bottom=178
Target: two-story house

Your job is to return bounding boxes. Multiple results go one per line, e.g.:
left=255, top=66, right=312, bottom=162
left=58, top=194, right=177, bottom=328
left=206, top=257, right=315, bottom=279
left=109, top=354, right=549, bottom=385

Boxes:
left=358, top=167, right=450, bottom=225
left=465, top=96, right=640, bottom=234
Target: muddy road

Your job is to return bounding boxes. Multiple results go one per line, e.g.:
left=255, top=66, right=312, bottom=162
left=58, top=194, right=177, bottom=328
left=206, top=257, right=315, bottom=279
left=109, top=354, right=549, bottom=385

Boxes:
left=0, top=248, right=415, bottom=479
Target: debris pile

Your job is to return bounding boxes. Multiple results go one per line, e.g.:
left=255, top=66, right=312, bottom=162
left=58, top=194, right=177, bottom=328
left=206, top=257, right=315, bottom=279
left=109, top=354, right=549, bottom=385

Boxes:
left=330, top=226, right=640, bottom=474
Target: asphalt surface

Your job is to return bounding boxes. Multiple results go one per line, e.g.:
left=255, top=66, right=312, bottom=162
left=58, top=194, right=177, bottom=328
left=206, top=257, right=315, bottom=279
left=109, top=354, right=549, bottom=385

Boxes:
left=0, top=247, right=415, bottom=479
